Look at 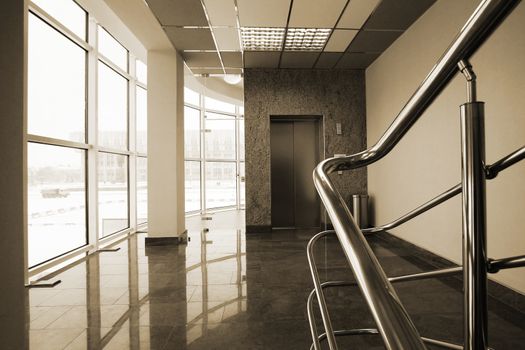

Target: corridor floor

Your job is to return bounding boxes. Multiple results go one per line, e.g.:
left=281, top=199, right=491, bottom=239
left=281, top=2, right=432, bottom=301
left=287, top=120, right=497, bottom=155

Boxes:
left=28, top=210, right=525, bottom=349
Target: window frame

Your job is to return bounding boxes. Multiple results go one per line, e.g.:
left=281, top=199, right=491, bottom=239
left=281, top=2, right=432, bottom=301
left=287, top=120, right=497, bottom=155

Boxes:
left=26, top=1, right=148, bottom=277
left=183, top=89, right=244, bottom=214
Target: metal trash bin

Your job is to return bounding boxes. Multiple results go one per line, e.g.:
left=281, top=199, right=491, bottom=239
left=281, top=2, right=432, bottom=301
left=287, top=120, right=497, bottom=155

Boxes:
left=352, top=194, right=368, bottom=229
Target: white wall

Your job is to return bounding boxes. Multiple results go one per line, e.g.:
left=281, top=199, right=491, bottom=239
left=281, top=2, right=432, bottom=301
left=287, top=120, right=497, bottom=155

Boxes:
left=366, top=0, right=525, bottom=294
left=148, top=50, right=186, bottom=237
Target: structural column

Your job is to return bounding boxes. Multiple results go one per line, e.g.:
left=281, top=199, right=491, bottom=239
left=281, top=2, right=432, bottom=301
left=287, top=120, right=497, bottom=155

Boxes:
left=0, top=0, right=28, bottom=348
left=146, top=49, right=186, bottom=244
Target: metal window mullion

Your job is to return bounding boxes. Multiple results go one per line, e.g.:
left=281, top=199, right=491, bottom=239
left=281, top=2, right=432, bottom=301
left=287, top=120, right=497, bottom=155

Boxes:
left=129, top=54, right=137, bottom=231
left=98, top=53, right=132, bottom=80
left=236, top=107, right=240, bottom=210
left=200, top=93, right=206, bottom=213
left=26, top=134, right=89, bottom=150
left=87, top=15, right=99, bottom=252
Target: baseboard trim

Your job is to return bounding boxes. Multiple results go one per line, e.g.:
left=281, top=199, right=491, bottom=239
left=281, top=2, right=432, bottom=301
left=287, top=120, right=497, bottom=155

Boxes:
left=246, top=225, right=272, bottom=233
left=376, top=232, right=525, bottom=316
left=145, top=232, right=188, bottom=246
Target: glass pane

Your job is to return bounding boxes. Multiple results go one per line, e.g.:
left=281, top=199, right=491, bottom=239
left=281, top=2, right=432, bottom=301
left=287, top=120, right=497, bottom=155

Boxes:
left=205, top=115, right=236, bottom=160
left=28, top=14, right=86, bottom=142
left=184, top=106, right=200, bottom=158
left=239, top=105, right=244, bottom=115
left=240, top=162, right=245, bottom=207
left=137, top=157, right=147, bottom=224
left=28, top=143, right=86, bottom=267
left=205, top=162, right=236, bottom=209
left=205, top=96, right=235, bottom=114
left=32, top=0, right=87, bottom=39
left=98, top=61, right=128, bottom=150
left=184, top=87, right=200, bottom=106
left=136, top=59, right=147, bottom=84
left=98, top=152, right=128, bottom=237
left=239, top=118, right=245, bottom=160
left=136, top=86, right=147, bottom=153
left=98, top=26, right=128, bottom=71
left=185, top=161, right=201, bottom=212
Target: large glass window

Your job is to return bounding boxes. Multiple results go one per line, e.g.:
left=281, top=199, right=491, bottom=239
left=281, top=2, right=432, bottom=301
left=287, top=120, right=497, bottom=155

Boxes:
left=136, top=86, right=147, bottom=153
left=32, top=0, right=87, bottom=39
left=98, top=26, right=128, bottom=71
left=205, top=162, right=237, bottom=209
left=98, top=153, right=129, bottom=237
left=185, top=161, right=201, bottom=212
left=28, top=13, right=86, bottom=142
left=28, top=143, right=86, bottom=267
left=137, top=157, right=147, bottom=224
left=136, top=59, right=147, bottom=85
left=184, top=106, right=201, bottom=159
left=27, top=1, right=147, bottom=272
left=98, top=61, right=128, bottom=150
left=205, top=96, right=235, bottom=114
left=205, top=112, right=236, bottom=160
left=184, top=88, right=244, bottom=213
left=184, top=87, right=200, bottom=106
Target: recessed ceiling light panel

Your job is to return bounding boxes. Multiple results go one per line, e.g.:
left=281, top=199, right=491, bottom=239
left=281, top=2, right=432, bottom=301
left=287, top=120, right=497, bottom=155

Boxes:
left=285, top=28, right=332, bottom=51
left=240, top=27, right=285, bottom=51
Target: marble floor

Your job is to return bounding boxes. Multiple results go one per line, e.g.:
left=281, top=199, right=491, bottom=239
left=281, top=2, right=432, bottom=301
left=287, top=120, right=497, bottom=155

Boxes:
left=27, top=210, right=524, bottom=349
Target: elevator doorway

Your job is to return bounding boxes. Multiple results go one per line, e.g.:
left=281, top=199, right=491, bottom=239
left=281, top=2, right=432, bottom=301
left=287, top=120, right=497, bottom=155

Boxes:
left=270, top=117, right=321, bottom=228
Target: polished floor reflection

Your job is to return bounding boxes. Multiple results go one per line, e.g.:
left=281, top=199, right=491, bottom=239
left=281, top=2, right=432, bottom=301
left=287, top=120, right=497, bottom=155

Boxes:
left=28, top=210, right=524, bottom=349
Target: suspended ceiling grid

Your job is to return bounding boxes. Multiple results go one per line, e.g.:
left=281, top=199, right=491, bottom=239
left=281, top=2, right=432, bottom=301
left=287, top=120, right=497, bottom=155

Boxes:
left=145, top=0, right=436, bottom=74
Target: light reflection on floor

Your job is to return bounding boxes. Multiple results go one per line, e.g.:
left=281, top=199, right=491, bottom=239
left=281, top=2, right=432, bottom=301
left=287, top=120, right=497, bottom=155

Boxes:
left=28, top=210, right=247, bottom=350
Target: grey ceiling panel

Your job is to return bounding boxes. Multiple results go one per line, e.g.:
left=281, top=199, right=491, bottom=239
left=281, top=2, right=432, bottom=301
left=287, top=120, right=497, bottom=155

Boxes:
left=335, top=52, right=380, bottom=69
left=182, top=52, right=222, bottom=67
left=164, top=28, right=216, bottom=50
left=315, top=52, right=342, bottom=69
left=280, top=52, right=319, bottom=69
left=221, top=52, right=243, bottom=68
left=145, top=0, right=208, bottom=26
left=346, top=30, right=402, bottom=53
left=363, top=0, right=436, bottom=31
left=244, top=52, right=280, bottom=68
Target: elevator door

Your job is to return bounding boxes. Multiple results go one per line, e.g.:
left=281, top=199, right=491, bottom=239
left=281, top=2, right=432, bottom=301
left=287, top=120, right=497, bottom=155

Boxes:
left=270, top=119, right=320, bottom=228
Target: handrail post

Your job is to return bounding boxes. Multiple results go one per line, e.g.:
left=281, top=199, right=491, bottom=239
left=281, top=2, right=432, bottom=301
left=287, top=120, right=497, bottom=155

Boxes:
left=459, top=60, right=488, bottom=350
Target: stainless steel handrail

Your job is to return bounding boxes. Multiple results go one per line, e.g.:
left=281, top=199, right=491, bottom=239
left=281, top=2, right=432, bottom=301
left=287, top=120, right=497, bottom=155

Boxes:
left=313, top=1, right=520, bottom=349
left=363, top=145, right=524, bottom=234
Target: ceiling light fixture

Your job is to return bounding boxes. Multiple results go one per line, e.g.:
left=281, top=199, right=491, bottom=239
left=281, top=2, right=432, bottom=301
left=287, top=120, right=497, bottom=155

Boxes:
left=240, top=27, right=285, bottom=51
left=223, top=74, right=242, bottom=85
left=284, top=28, right=332, bottom=51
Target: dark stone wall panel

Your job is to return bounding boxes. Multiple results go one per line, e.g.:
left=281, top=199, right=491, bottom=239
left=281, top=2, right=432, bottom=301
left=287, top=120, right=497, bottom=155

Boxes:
left=244, top=69, right=367, bottom=227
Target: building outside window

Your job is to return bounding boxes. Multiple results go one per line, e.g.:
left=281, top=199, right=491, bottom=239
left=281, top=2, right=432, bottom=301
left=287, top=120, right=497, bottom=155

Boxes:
left=184, top=88, right=245, bottom=213
left=27, top=0, right=148, bottom=268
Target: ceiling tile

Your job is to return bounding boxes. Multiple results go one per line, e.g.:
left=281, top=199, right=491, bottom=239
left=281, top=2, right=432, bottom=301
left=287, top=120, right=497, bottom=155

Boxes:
left=244, top=51, right=280, bottom=68
left=202, top=0, right=237, bottom=27
left=364, top=0, right=436, bottom=30
left=164, top=27, right=216, bottom=50
left=335, top=52, right=380, bottom=69
left=221, top=52, right=243, bottom=68
left=337, top=0, right=380, bottom=29
left=238, top=0, right=291, bottom=27
left=324, top=29, right=358, bottom=52
left=280, top=52, right=319, bottom=69
left=183, top=52, right=222, bottom=67
left=289, top=0, right=347, bottom=28
left=315, top=52, right=342, bottom=69
left=346, top=30, right=402, bottom=53
left=214, top=28, right=241, bottom=51
left=145, top=0, right=208, bottom=26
